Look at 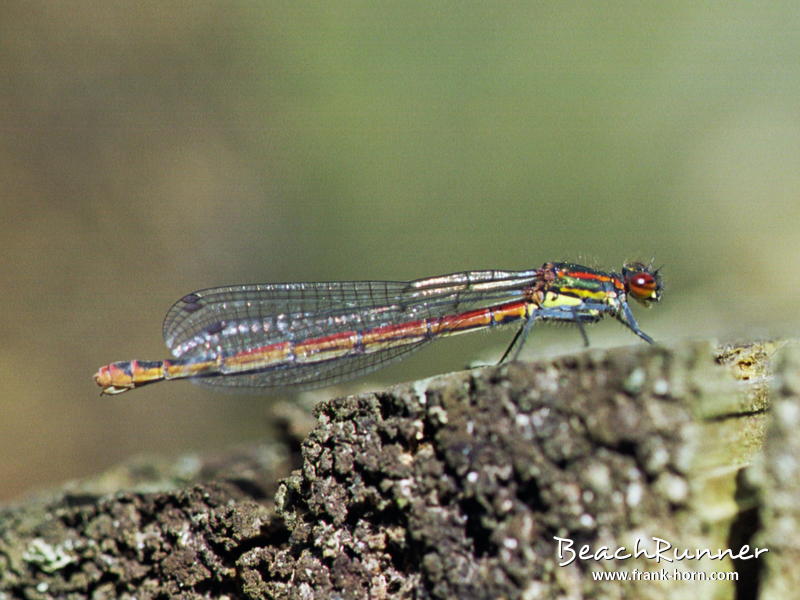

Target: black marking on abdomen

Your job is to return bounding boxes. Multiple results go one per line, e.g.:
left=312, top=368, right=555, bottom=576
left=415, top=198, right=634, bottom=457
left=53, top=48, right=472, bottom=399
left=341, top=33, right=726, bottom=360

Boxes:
left=136, top=360, right=165, bottom=371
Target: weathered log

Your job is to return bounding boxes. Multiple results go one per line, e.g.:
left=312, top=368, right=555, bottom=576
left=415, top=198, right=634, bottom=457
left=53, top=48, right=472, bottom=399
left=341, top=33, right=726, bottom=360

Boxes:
left=0, top=341, right=786, bottom=599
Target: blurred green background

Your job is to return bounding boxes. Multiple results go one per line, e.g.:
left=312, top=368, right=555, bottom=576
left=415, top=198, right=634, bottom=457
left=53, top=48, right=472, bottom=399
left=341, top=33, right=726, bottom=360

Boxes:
left=2, top=2, right=798, bottom=501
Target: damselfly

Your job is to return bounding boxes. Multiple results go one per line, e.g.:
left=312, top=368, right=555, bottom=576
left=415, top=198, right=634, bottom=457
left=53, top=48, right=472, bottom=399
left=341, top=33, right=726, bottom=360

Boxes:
left=94, top=262, right=662, bottom=395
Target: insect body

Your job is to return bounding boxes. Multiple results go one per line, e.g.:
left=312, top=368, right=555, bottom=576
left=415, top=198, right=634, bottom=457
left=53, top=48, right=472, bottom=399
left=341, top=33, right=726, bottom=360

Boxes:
left=94, top=262, right=662, bottom=395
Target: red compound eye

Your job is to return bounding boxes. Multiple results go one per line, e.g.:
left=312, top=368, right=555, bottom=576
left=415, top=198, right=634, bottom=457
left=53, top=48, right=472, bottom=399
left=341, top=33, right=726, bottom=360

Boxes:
left=626, top=272, right=657, bottom=301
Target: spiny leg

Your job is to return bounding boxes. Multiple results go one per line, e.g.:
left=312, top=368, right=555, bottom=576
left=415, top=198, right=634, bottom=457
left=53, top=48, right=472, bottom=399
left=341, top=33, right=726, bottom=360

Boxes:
left=499, top=311, right=537, bottom=363
left=618, top=302, right=655, bottom=344
left=499, top=305, right=593, bottom=363
left=577, top=320, right=590, bottom=347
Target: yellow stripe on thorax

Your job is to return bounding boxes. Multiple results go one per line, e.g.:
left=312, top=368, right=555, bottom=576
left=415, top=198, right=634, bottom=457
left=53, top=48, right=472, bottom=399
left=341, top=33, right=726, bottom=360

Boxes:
left=540, top=291, right=583, bottom=308
left=548, top=287, right=608, bottom=303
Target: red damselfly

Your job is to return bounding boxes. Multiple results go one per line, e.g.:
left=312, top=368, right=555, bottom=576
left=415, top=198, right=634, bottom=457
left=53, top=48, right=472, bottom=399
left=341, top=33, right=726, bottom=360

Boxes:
left=94, top=262, right=662, bottom=395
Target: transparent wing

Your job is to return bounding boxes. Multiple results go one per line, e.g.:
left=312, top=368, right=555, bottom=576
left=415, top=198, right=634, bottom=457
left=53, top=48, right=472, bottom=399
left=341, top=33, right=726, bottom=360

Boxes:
left=193, top=342, right=427, bottom=392
left=161, top=269, right=538, bottom=391
left=163, top=270, right=538, bottom=358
